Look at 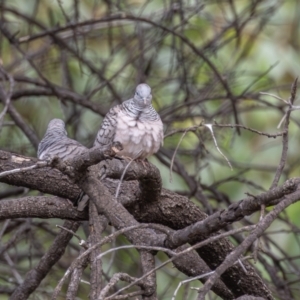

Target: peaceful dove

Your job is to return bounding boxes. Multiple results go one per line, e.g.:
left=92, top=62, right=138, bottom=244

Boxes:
left=38, top=118, right=89, bottom=210
left=94, top=83, right=163, bottom=159
left=38, top=118, right=87, bottom=161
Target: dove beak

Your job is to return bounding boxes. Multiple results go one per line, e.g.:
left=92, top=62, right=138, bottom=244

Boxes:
left=143, top=98, right=147, bottom=105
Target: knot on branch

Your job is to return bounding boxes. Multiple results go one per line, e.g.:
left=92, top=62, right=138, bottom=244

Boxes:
left=282, top=177, right=298, bottom=193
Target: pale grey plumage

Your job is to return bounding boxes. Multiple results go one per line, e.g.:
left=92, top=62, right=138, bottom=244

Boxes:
left=38, top=119, right=87, bottom=161
left=94, top=83, right=163, bottom=159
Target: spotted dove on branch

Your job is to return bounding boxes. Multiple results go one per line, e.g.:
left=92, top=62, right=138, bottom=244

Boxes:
left=94, top=83, right=163, bottom=159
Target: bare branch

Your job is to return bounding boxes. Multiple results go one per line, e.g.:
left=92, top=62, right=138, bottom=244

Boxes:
left=197, top=187, right=299, bottom=300
left=10, top=221, right=80, bottom=300
left=270, top=78, right=298, bottom=189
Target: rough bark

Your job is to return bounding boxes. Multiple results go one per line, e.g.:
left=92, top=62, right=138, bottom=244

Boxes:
left=0, top=150, right=278, bottom=299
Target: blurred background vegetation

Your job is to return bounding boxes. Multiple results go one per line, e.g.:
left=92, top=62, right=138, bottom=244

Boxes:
left=1, top=0, right=300, bottom=299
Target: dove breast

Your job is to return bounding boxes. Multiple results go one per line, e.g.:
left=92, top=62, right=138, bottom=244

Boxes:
left=113, top=109, right=163, bottom=159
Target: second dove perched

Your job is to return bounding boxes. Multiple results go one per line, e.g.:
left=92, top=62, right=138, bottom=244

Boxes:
left=94, top=83, right=163, bottom=159
left=38, top=118, right=87, bottom=161
left=38, top=118, right=89, bottom=210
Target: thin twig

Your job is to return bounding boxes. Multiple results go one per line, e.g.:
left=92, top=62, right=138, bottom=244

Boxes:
left=205, top=124, right=233, bottom=170
left=56, top=225, right=88, bottom=249
left=0, top=219, right=10, bottom=240
left=0, top=65, right=14, bottom=131
left=0, top=161, right=48, bottom=178
left=253, top=204, right=266, bottom=263
left=260, top=92, right=289, bottom=104
left=277, top=114, right=287, bottom=129
left=4, top=252, right=23, bottom=284
left=51, top=224, right=159, bottom=299
left=115, top=159, right=135, bottom=199
left=237, top=258, right=248, bottom=275
left=270, top=78, right=298, bottom=189
left=98, top=273, right=142, bottom=300
left=103, top=290, right=144, bottom=300
left=214, top=122, right=286, bottom=138
left=169, top=130, right=188, bottom=183
left=171, top=271, right=215, bottom=300
left=164, top=125, right=201, bottom=138
left=96, top=245, right=176, bottom=261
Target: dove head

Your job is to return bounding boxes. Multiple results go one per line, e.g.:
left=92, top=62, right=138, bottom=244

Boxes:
left=133, top=83, right=152, bottom=107
left=47, top=119, right=67, bottom=135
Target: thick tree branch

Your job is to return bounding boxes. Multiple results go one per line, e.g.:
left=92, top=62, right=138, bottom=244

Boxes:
left=0, top=196, right=87, bottom=221
left=165, top=178, right=298, bottom=249
left=0, top=151, right=81, bottom=200
left=80, top=166, right=166, bottom=247
left=139, top=251, right=157, bottom=300
left=0, top=150, right=286, bottom=298
left=89, top=202, right=107, bottom=299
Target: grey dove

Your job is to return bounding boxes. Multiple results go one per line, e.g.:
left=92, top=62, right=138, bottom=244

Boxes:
left=38, top=118, right=87, bottom=161
left=94, top=83, right=163, bottom=159
left=38, top=118, right=89, bottom=211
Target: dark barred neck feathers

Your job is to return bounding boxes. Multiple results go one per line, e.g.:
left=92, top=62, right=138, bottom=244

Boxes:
left=123, top=99, right=159, bottom=122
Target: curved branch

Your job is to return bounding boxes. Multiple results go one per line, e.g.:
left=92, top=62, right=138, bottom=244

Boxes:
left=99, top=159, right=162, bottom=201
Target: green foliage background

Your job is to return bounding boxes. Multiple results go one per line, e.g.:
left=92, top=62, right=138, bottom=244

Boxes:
left=1, top=0, right=300, bottom=299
